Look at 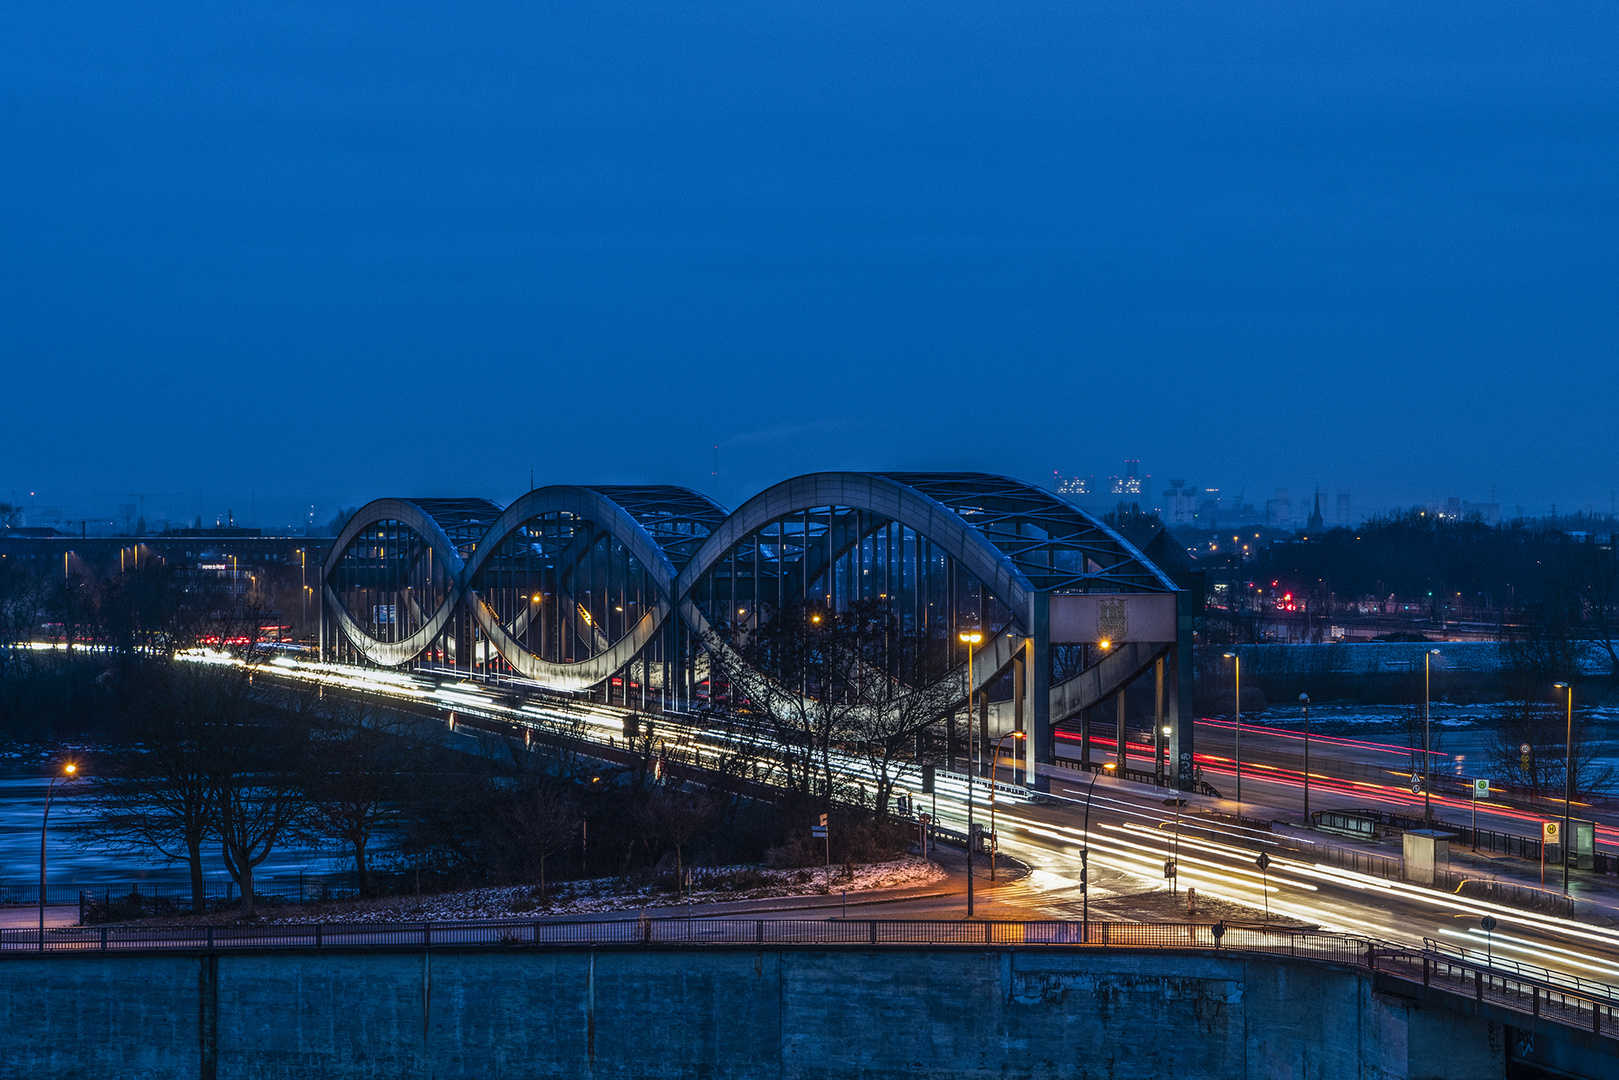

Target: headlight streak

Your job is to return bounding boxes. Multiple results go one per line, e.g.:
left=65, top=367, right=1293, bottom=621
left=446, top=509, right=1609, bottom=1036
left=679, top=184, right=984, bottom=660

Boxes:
left=1448, top=930, right=1619, bottom=978
left=194, top=655, right=1619, bottom=980
left=1001, top=806, right=1619, bottom=973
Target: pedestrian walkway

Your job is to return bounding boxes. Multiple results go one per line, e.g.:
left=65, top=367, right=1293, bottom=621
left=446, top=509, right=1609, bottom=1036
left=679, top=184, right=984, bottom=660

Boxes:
left=0, top=905, right=77, bottom=929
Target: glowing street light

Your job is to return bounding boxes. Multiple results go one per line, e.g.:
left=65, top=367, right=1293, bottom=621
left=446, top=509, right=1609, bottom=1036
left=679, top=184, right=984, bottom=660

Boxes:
left=989, top=731, right=1025, bottom=881
left=959, top=629, right=983, bottom=917
left=1223, top=652, right=1241, bottom=806
left=1299, top=693, right=1311, bottom=824
left=1081, top=762, right=1116, bottom=938
left=40, top=762, right=80, bottom=950
left=1423, top=648, right=1441, bottom=826
left=1554, top=681, right=1574, bottom=895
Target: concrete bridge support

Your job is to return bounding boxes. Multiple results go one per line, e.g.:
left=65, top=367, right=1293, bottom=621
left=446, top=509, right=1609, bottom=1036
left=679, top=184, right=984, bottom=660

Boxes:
left=1, top=945, right=1587, bottom=1079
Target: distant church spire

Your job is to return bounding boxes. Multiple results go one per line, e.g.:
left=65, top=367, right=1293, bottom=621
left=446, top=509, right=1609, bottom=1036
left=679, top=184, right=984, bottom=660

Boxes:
left=1306, top=488, right=1325, bottom=533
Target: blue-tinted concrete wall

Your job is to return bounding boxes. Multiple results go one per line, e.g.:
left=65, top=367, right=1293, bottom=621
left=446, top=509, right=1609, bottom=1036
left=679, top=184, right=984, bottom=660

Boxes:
left=0, top=946, right=1510, bottom=1079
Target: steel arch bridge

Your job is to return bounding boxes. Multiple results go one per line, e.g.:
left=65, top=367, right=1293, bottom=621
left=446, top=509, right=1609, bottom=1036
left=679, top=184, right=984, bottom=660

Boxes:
left=320, top=473, right=1197, bottom=788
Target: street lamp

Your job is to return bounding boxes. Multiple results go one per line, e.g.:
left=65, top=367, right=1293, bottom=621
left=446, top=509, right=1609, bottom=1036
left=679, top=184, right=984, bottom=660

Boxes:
left=959, top=629, right=983, bottom=917
left=1424, top=648, right=1441, bottom=827
left=1223, top=652, right=1241, bottom=806
left=1554, top=681, right=1574, bottom=894
left=1081, top=762, right=1116, bottom=939
left=40, top=761, right=80, bottom=950
left=990, top=731, right=1025, bottom=881
left=1299, top=693, right=1311, bottom=825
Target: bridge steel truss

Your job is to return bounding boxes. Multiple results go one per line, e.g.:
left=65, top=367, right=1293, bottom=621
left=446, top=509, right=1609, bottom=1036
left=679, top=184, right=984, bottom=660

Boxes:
left=320, top=473, right=1196, bottom=788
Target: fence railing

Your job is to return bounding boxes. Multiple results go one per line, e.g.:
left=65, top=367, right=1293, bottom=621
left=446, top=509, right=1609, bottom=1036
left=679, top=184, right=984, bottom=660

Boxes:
left=2, top=916, right=1613, bottom=1039
left=0, top=873, right=394, bottom=911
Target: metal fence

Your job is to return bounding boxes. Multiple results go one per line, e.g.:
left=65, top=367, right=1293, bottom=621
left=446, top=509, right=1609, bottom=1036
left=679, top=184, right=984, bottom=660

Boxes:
left=1, top=916, right=1613, bottom=1039
left=0, top=916, right=1363, bottom=959
left=1, top=874, right=382, bottom=910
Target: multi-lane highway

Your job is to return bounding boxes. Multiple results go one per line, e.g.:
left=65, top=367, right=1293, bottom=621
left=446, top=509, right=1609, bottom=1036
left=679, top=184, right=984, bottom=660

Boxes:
left=1063, top=716, right=1619, bottom=852
left=232, top=653, right=1619, bottom=991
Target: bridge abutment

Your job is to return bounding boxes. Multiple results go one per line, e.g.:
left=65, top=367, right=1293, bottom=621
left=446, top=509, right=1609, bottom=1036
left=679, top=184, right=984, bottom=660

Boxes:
left=0, top=945, right=1560, bottom=1079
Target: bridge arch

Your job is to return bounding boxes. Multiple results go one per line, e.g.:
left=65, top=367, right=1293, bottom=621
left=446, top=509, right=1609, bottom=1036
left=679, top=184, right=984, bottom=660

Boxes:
left=319, top=473, right=1194, bottom=787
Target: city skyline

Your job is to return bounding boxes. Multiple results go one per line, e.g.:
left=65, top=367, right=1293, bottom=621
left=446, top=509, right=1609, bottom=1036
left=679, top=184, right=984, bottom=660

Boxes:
left=4, top=461, right=1595, bottom=539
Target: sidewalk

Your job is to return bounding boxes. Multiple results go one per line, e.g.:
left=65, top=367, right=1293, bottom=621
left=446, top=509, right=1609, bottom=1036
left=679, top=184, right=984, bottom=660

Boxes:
left=0, top=905, right=78, bottom=929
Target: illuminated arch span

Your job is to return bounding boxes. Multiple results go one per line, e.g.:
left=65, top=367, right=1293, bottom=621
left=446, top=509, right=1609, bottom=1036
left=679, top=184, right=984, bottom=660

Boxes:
left=322, top=497, right=498, bottom=668
left=321, top=473, right=1175, bottom=696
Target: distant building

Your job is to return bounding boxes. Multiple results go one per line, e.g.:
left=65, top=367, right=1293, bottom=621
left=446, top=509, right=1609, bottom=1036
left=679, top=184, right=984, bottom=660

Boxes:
left=1335, top=492, right=1352, bottom=525
left=1109, top=459, right=1146, bottom=496
left=1266, top=488, right=1292, bottom=527
left=1052, top=470, right=1093, bottom=496
left=1305, top=490, right=1324, bottom=534
left=1161, top=480, right=1199, bottom=525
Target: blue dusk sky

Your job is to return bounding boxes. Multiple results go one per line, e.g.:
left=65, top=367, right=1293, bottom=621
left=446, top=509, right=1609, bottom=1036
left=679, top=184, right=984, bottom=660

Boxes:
left=1, top=2, right=1616, bottom=529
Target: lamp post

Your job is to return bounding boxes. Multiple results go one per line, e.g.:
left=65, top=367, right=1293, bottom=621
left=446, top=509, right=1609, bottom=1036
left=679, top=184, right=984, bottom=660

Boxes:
left=959, top=629, right=983, bottom=917
left=1081, top=762, right=1116, bottom=940
left=1299, top=693, right=1311, bottom=825
left=990, top=731, right=1025, bottom=881
left=1222, top=652, right=1241, bottom=806
left=40, top=761, right=79, bottom=950
left=1424, top=648, right=1441, bottom=827
left=1554, top=681, right=1574, bottom=894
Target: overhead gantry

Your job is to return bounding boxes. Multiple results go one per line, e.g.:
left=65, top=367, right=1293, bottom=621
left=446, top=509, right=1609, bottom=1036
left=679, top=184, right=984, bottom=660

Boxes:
left=320, top=473, right=1198, bottom=789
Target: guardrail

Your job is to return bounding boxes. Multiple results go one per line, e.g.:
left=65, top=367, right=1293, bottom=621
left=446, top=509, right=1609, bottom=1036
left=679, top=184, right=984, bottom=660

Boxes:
left=3, top=917, right=1613, bottom=1039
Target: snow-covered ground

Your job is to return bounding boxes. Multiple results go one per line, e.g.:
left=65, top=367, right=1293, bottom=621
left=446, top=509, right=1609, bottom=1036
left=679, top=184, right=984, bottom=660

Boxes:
left=260, top=856, right=947, bottom=924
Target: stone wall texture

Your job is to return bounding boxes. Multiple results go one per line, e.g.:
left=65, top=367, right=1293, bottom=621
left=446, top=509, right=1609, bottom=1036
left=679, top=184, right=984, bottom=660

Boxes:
left=0, top=946, right=1513, bottom=1079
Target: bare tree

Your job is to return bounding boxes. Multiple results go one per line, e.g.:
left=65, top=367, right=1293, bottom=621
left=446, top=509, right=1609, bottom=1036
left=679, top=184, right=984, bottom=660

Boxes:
left=202, top=671, right=308, bottom=918
left=1485, top=698, right=1614, bottom=803
left=1561, top=538, right=1619, bottom=676
left=0, top=559, right=44, bottom=653
left=713, top=601, right=872, bottom=800
left=301, top=692, right=425, bottom=896
left=503, top=781, right=581, bottom=900
left=79, top=663, right=218, bottom=914
left=633, top=784, right=717, bottom=897
left=844, top=608, right=960, bottom=820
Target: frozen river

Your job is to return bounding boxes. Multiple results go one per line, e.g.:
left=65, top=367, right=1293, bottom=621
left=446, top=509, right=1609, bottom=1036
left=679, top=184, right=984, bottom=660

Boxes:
left=0, top=757, right=348, bottom=899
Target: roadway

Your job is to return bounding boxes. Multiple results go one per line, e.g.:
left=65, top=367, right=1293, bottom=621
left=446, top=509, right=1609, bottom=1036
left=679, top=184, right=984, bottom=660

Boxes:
left=235, top=655, right=1619, bottom=990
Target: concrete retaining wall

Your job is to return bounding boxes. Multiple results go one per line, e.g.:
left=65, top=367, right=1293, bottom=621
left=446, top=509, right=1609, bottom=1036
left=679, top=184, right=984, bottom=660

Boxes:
left=0, top=946, right=1509, bottom=1079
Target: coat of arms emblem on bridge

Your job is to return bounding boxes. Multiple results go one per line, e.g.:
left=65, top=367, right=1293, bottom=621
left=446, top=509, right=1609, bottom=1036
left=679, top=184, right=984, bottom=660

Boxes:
left=1096, top=597, right=1129, bottom=642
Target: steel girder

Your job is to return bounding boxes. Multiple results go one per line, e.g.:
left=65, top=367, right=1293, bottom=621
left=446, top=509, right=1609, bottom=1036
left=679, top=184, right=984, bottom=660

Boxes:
left=322, top=473, right=1179, bottom=711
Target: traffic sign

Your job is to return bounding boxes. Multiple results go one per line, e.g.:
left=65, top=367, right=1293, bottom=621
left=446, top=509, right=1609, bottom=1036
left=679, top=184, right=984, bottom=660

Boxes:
left=1520, top=743, right=1532, bottom=754
left=1163, top=860, right=1177, bottom=879
left=1473, top=779, right=1490, bottom=798
left=1254, top=852, right=1271, bottom=871
left=811, top=826, right=828, bottom=839
left=1480, top=915, right=1497, bottom=932
left=1410, top=775, right=1423, bottom=794
left=819, top=813, right=828, bottom=827
left=1542, top=821, right=1560, bottom=844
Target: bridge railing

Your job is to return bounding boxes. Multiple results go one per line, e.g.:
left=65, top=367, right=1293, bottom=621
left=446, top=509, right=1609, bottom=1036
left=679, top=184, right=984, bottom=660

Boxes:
left=1370, top=943, right=1619, bottom=1038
